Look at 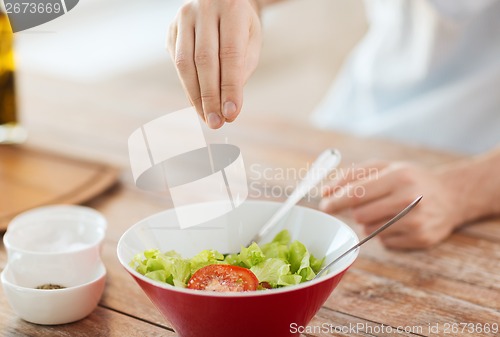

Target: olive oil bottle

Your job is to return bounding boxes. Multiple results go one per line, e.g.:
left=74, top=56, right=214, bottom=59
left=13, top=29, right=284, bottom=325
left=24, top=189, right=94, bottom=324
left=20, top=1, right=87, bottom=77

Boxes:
left=0, top=10, right=25, bottom=143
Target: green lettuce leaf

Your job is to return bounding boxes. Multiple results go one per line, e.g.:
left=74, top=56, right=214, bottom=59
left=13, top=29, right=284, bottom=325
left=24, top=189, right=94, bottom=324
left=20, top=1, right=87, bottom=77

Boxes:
left=310, top=253, right=325, bottom=274
left=131, top=249, right=191, bottom=287
left=189, top=249, right=226, bottom=274
left=271, top=230, right=291, bottom=245
left=289, top=240, right=319, bottom=281
left=288, top=241, right=308, bottom=273
left=223, top=253, right=241, bottom=266
left=261, top=229, right=291, bottom=260
left=144, top=270, right=168, bottom=283
left=238, top=242, right=265, bottom=268
left=131, top=229, right=325, bottom=290
left=277, top=274, right=303, bottom=286
left=170, top=258, right=191, bottom=287
left=250, top=258, right=290, bottom=288
left=261, top=242, right=288, bottom=260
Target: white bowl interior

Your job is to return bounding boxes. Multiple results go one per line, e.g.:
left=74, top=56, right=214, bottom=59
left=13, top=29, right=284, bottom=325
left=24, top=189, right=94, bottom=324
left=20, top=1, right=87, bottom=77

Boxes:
left=4, top=205, right=107, bottom=254
left=118, top=200, right=359, bottom=279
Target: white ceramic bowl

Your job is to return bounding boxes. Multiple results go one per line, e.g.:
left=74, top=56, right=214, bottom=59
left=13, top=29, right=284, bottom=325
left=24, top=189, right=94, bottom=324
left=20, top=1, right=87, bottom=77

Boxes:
left=117, top=200, right=359, bottom=337
left=1, top=262, right=106, bottom=325
left=3, top=205, right=107, bottom=278
left=1, top=205, right=107, bottom=324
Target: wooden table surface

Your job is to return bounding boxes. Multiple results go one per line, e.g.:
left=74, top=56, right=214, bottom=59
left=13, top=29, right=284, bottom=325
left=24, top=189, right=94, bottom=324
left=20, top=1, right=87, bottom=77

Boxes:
left=1, top=71, right=500, bottom=337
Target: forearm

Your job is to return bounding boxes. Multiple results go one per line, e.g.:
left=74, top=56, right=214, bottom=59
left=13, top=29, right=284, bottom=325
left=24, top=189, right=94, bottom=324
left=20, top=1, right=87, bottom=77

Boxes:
left=437, top=147, right=500, bottom=225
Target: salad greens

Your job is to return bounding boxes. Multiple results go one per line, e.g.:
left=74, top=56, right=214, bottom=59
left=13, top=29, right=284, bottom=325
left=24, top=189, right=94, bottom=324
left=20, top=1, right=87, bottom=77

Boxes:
left=130, top=230, right=324, bottom=289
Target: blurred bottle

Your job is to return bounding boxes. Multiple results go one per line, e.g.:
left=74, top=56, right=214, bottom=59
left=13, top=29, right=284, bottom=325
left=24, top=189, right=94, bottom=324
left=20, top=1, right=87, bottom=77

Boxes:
left=0, top=9, right=26, bottom=144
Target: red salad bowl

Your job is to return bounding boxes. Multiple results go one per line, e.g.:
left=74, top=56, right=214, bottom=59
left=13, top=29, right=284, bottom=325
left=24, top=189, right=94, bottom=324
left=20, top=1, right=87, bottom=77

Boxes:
left=117, top=201, right=359, bottom=337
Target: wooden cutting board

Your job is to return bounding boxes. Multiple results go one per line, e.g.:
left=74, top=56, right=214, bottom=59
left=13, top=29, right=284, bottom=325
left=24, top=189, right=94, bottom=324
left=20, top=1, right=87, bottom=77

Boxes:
left=0, top=145, right=119, bottom=230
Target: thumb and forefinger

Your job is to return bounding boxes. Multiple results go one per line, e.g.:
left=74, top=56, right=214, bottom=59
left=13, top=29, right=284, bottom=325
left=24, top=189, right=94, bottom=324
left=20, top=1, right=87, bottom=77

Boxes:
left=169, top=2, right=254, bottom=128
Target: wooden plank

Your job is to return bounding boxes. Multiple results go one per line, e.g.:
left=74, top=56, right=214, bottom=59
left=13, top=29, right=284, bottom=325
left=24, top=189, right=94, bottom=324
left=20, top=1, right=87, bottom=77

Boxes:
left=0, top=146, right=119, bottom=230
left=0, top=300, right=176, bottom=337
left=84, top=185, right=175, bottom=242
left=323, top=268, right=500, bottom=337
left=98, top=237, right=170, bottom=328
left=306, top=308, right=421, bottom=337
left=353, top=257, right=500, bottom=311
left=459, top=218, right=500, bottom=243
left=1, top=145, right=96, bottom=192
left=210, top=114, right=460, bottom=169
left=83, top=172, right=311, bottom=243
left=355, top=232, right=500, bottom=291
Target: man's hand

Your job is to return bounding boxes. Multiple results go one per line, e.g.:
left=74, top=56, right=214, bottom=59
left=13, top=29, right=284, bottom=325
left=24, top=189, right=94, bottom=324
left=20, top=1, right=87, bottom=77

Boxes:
left=319, top=161, right=465, bottom=249
left=168, top=0, right=262, bottom=128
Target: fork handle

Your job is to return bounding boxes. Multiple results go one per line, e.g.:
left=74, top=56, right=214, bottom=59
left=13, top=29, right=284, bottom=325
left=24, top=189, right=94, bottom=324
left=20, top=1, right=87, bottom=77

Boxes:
left=252, top=149, right=341, bottom=243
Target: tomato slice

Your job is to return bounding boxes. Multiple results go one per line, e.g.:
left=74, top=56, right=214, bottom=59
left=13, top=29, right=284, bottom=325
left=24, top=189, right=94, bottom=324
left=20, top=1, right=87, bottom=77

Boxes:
left=187, top=264, right=259, bottom=292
